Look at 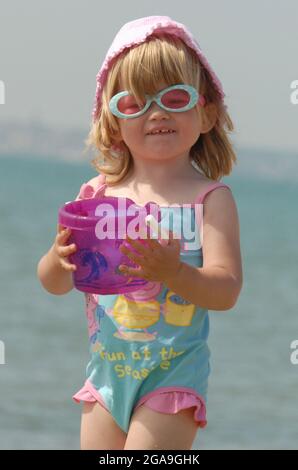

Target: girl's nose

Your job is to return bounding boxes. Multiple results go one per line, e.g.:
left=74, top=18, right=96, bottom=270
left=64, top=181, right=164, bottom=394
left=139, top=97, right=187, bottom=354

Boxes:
left=147, top=101, right=170, bottom=117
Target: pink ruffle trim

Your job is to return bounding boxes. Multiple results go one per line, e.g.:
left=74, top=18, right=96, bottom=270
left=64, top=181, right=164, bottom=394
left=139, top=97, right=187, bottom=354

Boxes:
left=77, top=175, right=106, bottom=200
left=73, top=380, right=207, bottom=428
left=73, top=380, right=110, bottom=412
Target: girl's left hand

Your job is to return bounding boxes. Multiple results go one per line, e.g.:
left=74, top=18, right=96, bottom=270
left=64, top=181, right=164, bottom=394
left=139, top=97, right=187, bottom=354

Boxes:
left=119, top=230, right=182, bottom=284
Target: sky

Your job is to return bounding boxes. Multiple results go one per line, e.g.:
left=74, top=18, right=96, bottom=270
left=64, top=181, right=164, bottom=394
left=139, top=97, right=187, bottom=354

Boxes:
left=0, top=0, right=297, bottom=153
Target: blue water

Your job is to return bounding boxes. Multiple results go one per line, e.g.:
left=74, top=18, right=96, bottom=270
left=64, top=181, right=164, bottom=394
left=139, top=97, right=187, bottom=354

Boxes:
left=0, top=155, right=297, bottom=449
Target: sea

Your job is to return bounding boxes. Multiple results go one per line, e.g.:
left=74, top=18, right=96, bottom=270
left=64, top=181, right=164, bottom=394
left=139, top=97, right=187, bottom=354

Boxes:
left=0, top=154, right=297, bottom=449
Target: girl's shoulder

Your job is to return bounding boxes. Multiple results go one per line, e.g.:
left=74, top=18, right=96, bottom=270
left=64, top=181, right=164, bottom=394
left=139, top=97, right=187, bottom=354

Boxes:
left=193, top=175, right=232, bottom=205
left=199, top=178, right=237, bottom=232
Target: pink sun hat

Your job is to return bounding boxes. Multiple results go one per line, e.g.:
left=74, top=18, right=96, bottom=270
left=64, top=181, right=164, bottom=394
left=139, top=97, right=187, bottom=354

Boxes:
left=92, top=15, right=225, bottom=122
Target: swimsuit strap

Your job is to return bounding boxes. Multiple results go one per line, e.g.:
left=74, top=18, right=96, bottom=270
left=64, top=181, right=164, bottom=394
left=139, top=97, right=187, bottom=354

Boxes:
left=193, top=181, right=231, bottom=205
left=93, top=174, right=107, bottom=197
left=76, top=174, right=107, bottom=200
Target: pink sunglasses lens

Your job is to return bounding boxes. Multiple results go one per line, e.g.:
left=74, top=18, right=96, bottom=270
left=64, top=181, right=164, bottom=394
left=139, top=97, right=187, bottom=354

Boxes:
left=161, top=89, right=190, bottom=109
left=117, top=95, right=145, bottom=115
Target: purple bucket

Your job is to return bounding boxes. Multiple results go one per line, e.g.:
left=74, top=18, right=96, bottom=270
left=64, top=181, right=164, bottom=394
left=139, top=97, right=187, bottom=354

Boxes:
left=58, top=196, right=161, bottom=294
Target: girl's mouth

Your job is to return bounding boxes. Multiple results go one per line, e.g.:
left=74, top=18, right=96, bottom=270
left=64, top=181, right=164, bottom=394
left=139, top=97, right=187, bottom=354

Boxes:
left=147, top=130, right=176, bottom=136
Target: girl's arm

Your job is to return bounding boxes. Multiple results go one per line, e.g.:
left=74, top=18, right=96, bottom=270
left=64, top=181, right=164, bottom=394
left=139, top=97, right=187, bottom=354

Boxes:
left=37, top=244, right=74, bottom=295
left=165, top=188, right=243, bottom=311
left=37, top=225, right=77, bottom=295
left=166, top=263, right=241, bottom=311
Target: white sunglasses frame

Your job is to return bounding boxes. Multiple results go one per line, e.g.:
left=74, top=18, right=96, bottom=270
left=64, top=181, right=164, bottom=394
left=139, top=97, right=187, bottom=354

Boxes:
left=109, top=84, right=205, bottom=119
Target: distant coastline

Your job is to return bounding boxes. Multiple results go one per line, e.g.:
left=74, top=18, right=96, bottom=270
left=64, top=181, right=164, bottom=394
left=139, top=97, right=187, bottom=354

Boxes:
left=0, top=119, right=91, bottom=164
left=0, top=120, right=297, bottom=180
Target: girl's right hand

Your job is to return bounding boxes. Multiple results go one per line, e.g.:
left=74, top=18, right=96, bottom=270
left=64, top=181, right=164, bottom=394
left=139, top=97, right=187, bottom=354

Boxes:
left=53, top=223, right=77, bottom=272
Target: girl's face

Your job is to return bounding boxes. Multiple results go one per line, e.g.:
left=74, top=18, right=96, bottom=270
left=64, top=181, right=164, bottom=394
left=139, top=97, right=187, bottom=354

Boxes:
left=116, top=82, right=206, bottom=164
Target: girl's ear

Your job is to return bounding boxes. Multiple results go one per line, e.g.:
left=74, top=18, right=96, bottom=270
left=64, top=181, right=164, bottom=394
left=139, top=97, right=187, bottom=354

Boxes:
left=200, top=103, right=217, bottom=134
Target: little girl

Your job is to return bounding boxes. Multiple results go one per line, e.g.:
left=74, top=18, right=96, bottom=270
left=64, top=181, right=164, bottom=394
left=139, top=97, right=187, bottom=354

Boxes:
left=37, top=16, right=243, bottom=450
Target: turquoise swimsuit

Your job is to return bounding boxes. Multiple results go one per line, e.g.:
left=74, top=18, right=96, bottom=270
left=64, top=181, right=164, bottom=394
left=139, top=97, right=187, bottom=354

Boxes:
left=73, top=176, right=231, bottom=433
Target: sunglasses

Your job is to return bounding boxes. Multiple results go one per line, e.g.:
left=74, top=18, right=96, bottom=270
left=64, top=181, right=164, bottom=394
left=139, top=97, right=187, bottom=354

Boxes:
left=109, top=84, right=205, bottom=119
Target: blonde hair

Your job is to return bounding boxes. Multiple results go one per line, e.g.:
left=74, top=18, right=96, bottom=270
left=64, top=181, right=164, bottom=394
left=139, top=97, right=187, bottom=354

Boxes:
left=84, top=34, right=237, bottom=184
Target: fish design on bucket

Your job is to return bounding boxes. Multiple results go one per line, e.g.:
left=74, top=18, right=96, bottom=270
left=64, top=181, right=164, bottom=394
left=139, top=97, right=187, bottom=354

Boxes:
left=76, top=248, right=108, bottom=283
